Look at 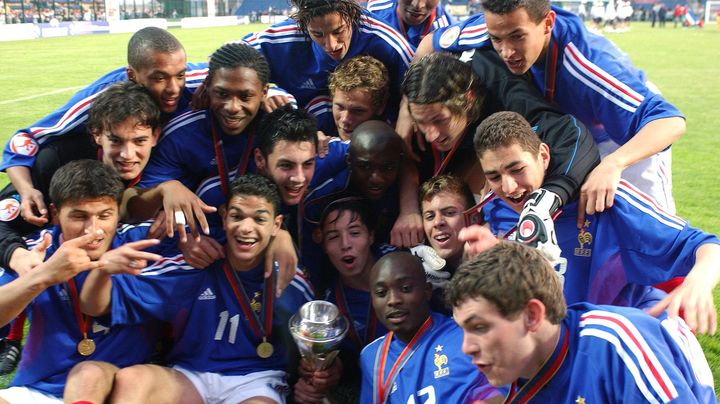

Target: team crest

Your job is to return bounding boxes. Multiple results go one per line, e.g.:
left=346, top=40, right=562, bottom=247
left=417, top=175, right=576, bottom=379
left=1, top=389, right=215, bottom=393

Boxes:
left=575, top=396, right=586, bottom=404
left=0, top=197, right=20, bottom=222
left=574, top=220, right=593, bottom=257
left=250, top=291, right=262, bottom=313
left=439, top=26, right=460, bottom=49
left=433, top=345, right=450, bottom=379
left=9, top=133, right=39, bottom=156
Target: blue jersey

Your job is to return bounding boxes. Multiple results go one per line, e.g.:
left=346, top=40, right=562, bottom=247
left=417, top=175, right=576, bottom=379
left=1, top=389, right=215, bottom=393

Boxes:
left=484, top=181, right=720, bottom=307
left=366, top=0, right=454, bottom=47
left=0, top=224, right=158, bottom=398
left=431, top=13, right=488, bottom=52
left=110, top=257, right=313, bottom=375
left=360, top=313, right=499, bottom=404
left=242, top=12, right=414, bottom=119
left=137, top=109, right=262, bottom=190
left=504, top=303, right=715, bottom=403
left=0, top=63, right=207, bottom=172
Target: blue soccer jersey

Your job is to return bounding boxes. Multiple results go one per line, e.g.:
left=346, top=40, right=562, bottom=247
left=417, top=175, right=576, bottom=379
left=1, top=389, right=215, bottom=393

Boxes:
left=431, top=13, right=488, bottom=52
left=137, top=109, right=261, bottom=191
left=366, top=0, right=454, bottom=47
left=484, top=181, right=720, bottom=308
left=110, top=257, right=313, bottom=375
left=360, top=313, right=500, bottom=404
left=503, top=303, right=715, bottom=403
left=0, top=225, right=159, bottom=398
left=242, top=12, right=414, bottom=120
left=0, top=63, right=207, bottom=172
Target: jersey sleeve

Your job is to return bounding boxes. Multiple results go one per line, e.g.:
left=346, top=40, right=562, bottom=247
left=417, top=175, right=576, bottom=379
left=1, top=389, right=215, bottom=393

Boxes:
left=468, top=48, right=601, bottom=204
left=611, top=181, right=720, bottom=284
left=1, top=68, right=125, bottom=171
left=311, top=138, right=349, bottom=187
left=431, top=14, right=489, bottom=53
left=562, top=36, right=683, bottom=145
left=110, top=256, right=201, bottom=326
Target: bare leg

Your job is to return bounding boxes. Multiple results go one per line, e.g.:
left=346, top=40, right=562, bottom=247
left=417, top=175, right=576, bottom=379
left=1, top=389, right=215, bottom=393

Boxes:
left=240, top=397, right=278, bottom=404
left=110, top=364, right=202, bottom=404
left=64, top=361, right=119, bottom=404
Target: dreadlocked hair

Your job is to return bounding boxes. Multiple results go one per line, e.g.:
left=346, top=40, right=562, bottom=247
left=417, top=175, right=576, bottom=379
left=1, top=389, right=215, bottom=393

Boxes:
left=206, top=42, right=270, bottom=85
left=402, top=52, right=485, bottom=124
left=291, top=0, right=363, bottom=35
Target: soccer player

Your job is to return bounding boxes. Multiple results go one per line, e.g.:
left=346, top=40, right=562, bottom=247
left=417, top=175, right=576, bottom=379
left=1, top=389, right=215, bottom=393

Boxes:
left=448, top=241, right=716, bottom=402
left=1, top=27, right=206, bottom=227
left=309, top=55, right=390, bottom=140
left=242, top=0, right=414, bottom=120
left=402, top=52, right=599, bottom=260
left=0, top=160, right=163, bottom=404
left=294, top=198, right=391, bottom=403
left=79, top=174, right=314, bottom=403
left=359, top=251, right=501, bottom=403
left=470, top=111, right=720, bottom=334
left=367, top=0, right=455, bottom=47
left=430, top=0, right=685, bottom=217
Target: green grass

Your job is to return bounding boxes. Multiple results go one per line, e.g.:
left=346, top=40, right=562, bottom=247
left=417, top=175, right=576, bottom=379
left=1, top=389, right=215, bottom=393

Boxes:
left=1, top=21, right=720, bottom=392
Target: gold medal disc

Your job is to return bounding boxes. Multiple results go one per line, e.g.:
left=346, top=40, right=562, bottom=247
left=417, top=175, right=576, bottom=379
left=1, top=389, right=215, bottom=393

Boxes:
left=77, top=338, right=96, bottom=356
left=256, top=341, right=274, bottom=358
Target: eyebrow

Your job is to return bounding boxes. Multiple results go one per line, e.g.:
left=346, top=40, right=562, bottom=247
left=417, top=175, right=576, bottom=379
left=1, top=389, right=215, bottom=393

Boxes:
left=484, top=160, right=522, bottom=176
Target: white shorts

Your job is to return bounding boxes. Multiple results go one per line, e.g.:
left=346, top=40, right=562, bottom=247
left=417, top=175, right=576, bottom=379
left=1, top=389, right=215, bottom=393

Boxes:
left=0, top=386, right=62, bottom=404
left=598, top=139, right=675, bottom=213
left=173, top=366, right=288, bottom=404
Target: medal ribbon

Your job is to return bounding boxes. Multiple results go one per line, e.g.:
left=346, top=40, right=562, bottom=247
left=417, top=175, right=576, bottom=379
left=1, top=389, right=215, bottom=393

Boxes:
left=505, top=325, right=569, bottom=403
left=210, top=118, right=256, bottom=198
left=66, top=278, right=91, bottom=341
left=374, top=316, right=433, bottom=404
left=396, top=6, right=437, bottom=39
left=222, top=262, right=275, bottom=342
left=432, top=129, right=466, bottom=176
left=542, top=39, right=559, bottom=103
left=334, top=280, right=378, bottom=351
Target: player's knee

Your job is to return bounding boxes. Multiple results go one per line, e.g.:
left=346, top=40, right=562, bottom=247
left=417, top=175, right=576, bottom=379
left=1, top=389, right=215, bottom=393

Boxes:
left=113, top=365, right=153, bottom=393
left=67, top=360, right=115, bottom=387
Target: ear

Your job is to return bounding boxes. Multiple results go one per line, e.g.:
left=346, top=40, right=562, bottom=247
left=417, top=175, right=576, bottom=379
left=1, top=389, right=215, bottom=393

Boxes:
left=544, top=10, right=556, bottom=34
left=91, top=130, right=102, bottom=146
left=150, top=127, right=161, bottom=147
left=271, top=214, right=283, bottom=237
left=313, top=228, right=324, bottom=247
left=368, top=230, right=375, bottom=246
left=50, top=204, right=59, bottom=225
left=126, top=67, right=136, bottom=83
left=219, top=204, right=227, bottom=230
left=524, top=298, right=546, bottom=332
left=254, top=149, right=266, bottom=174
left=538, top=143, right=551, bottom=171
left=464, top=89, right=477, bottom=107
left=262, top=84, right=270, bottom=99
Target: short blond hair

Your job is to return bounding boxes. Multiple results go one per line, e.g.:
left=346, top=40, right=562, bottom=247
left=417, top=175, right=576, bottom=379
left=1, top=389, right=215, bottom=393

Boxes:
left=328, top=55, right=389, bottom=111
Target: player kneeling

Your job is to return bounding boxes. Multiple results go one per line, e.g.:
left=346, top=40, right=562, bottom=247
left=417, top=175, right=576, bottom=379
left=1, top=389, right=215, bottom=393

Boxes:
left=448, top=242, right=716, bottom=402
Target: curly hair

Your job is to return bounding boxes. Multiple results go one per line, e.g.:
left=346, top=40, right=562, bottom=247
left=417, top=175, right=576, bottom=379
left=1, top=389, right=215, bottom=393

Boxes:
left=206, top=42, right=270, bottom=86
left=328, top=55, right=389, bottom=112
left=291, top=0, right=363, bottom=35
left=402, top=52, right=485, bottom=124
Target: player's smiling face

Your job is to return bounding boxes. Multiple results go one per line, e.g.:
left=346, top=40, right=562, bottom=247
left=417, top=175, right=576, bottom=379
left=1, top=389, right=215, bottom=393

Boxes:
left=254, top=140, right=316, bottom=206
left=322, top=209, right=374, bottom=287
left=453, top=296, right=537, bottom=386
left=209, top=66, right=268, bottom=136
left=408, top=102, right=468, bottom=152
left=399, top=0, right=439, bottom=26
left=485, top=8, right=554, bottom=75
left=371, top=256, right=432, bottom=342
left=332, top=88, right=380, bottom=140
left=349, top=146, right=400, bottom=201
left=479, top=143, right=550, bottom=213
left=54, top=197, right=119, bottom=260
left=128, top=50, right=187, bottom=113
left=422, top=191, right=467, bottom=263
left=93, top=117, right=159, bottom=181
left=223, top=194, right=281, bottom=271
left=307, top=12, right=353, bottom=61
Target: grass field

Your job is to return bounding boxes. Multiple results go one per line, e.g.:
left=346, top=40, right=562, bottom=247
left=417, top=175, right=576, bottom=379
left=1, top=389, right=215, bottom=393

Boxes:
left=1, top=21, right=719, bottom=393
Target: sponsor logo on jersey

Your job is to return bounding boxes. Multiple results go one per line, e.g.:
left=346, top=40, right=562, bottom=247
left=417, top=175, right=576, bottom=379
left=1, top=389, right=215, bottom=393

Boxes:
left=439, top=25, right=460, bottom=49
left=9, top=133, right=39, bottom=156
left=574, top=219, right=593, bottom=257
left=433, top=344, right=450, bottom=378
left=0, top=197, right=20, bottom=222
left=198, top=287, right=217, bottom=300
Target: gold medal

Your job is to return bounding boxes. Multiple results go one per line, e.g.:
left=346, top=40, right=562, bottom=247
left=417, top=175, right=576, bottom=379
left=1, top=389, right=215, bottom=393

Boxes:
left=77, top=338, right=96, bottom=356
left=256, top=340, right=274, bottom=358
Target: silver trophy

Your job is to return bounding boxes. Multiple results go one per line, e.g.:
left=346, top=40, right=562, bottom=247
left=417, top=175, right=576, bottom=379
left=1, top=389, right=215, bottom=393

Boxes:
left=289, top=300, right=349, bottom=370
